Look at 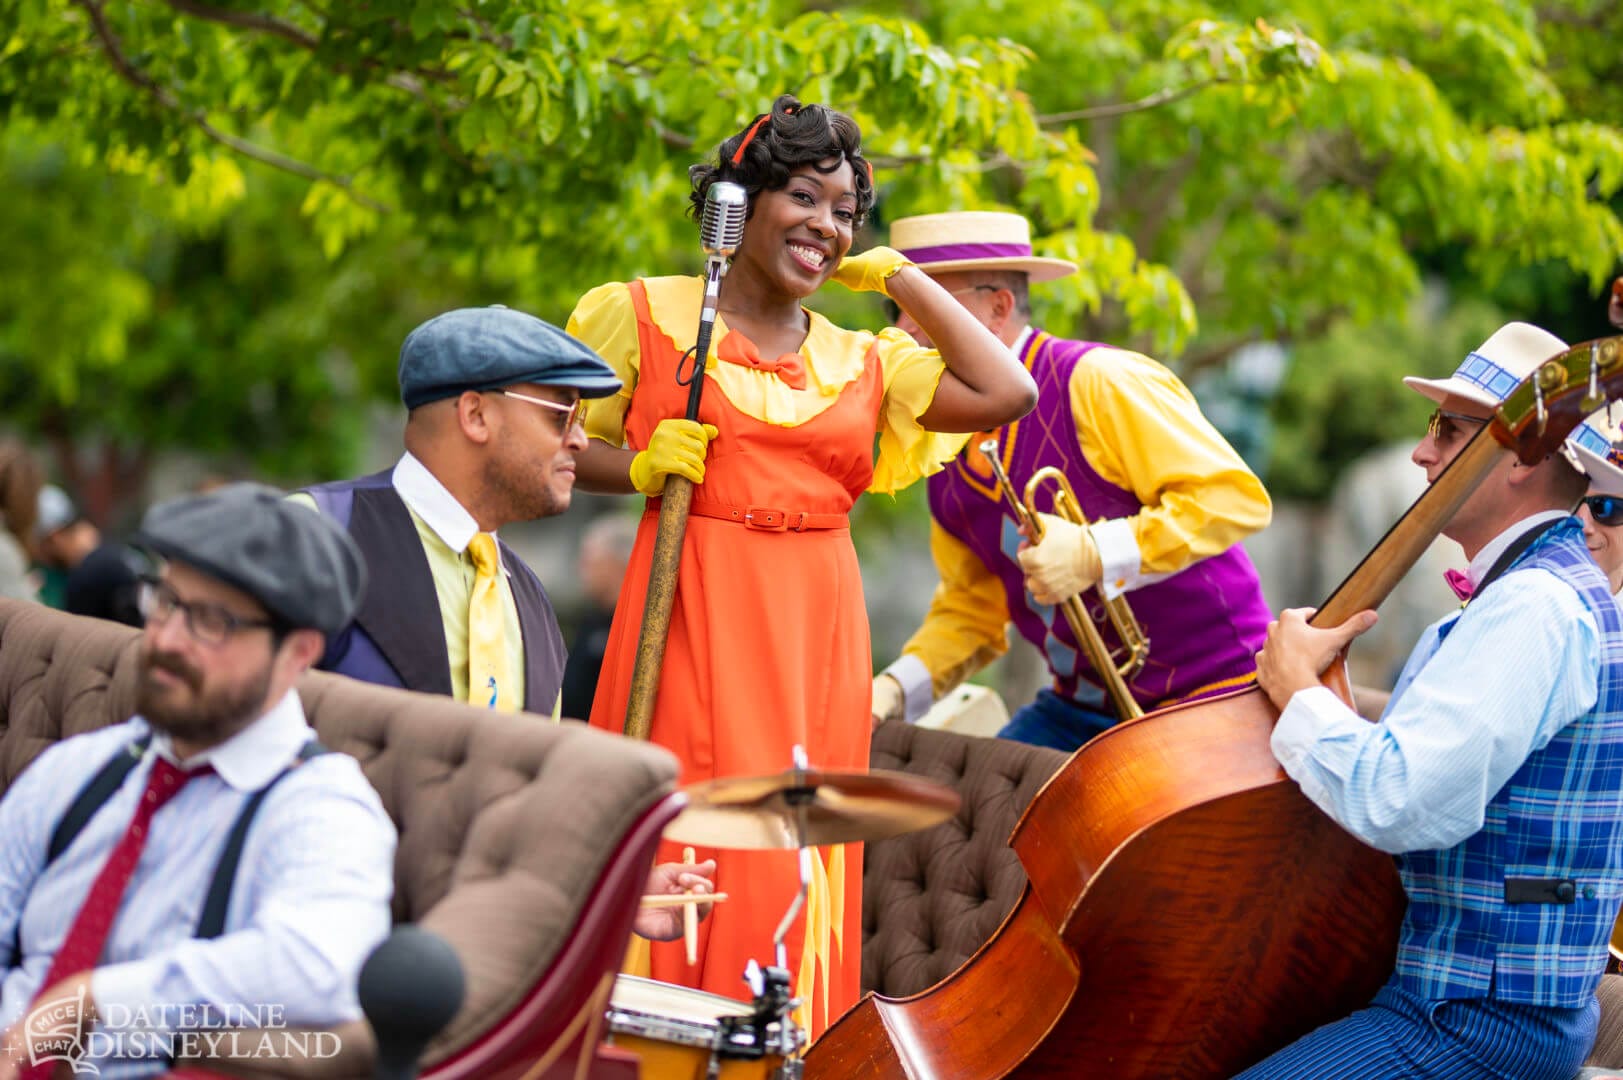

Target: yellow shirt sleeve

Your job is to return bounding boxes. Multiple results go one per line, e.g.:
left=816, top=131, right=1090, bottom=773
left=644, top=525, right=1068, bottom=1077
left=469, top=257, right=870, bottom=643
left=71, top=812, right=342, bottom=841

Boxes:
left=567, top=282, right=640, bottom=447
left=1069, top=347, right=1272, bottom=576
left=871, top=328, right=972, bottom=495
left=901, top=520, right=1011, bottom=698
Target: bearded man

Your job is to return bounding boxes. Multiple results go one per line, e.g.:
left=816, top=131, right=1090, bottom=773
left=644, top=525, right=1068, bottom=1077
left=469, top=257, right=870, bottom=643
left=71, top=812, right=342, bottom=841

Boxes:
left=0, top=484, right=394, bottom=1079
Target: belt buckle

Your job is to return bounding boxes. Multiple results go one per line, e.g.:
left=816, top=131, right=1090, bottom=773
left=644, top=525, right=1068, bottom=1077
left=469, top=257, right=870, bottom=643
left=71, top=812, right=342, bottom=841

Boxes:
left=743, top=506, right=788, bottom=531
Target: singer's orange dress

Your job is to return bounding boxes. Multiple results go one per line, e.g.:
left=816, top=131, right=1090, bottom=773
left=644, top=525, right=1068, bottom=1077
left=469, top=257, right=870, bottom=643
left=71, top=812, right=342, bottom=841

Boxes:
left=567, top=276, right=964, bottom=1038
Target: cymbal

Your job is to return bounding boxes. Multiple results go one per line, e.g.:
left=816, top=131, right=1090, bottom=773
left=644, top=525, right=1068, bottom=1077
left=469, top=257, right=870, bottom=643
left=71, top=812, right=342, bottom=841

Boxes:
left=664, top=766, right=962, bottom=850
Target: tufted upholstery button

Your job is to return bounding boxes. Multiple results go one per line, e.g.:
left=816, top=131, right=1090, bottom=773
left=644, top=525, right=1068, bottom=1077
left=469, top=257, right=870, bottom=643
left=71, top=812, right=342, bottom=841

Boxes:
left=862, top=721, right=1069, bottom=998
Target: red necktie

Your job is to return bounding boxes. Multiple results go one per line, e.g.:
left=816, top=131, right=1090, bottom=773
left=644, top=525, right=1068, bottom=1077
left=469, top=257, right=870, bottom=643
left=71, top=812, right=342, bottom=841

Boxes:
left=1444, top=568, right=1474, bottom=602
left=21, top=756, right=205, bottom=1074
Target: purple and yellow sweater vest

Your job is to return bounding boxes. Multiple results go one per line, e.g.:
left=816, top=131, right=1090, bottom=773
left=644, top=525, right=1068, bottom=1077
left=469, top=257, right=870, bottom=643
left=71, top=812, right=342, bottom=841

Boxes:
left=927, top=331, right=1270, bottom=714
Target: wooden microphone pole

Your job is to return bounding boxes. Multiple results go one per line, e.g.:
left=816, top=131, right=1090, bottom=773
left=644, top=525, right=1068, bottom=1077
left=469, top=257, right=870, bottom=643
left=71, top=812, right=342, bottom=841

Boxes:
left=622, top=241, right=733, bottom=741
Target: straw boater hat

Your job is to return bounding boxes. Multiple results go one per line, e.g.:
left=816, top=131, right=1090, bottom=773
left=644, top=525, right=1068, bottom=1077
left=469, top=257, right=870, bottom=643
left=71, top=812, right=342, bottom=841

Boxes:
left=888, top=211, right=1078, bottom=283
left=1403, top=322, right=1569, bottom=410
left=1403, top=321, right=1623, bottom=493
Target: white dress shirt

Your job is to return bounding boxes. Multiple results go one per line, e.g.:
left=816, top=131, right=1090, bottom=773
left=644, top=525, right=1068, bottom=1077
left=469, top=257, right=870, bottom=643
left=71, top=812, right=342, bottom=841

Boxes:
left=392, top=451, right=503, bottom=568
left=0, top=692, right=395, bottom=1076
left=1272, top=513, right=1600, bottom=853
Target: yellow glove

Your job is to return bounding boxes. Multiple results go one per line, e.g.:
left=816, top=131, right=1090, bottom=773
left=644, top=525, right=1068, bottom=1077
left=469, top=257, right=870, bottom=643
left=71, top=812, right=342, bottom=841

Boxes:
left=1016, top=512, right=1104, bottom=606
left=831, top=246, right=913, bottom=298
left=871, top=674, right=904, bottom=729
left=628, top=419, right=720, bottom=497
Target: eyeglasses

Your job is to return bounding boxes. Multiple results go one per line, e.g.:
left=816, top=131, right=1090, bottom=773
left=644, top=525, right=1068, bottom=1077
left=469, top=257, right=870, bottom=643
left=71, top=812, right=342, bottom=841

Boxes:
left=498, top=390, right=585, bottom=433
left=1584, top=494, right=1623, bottom=527
left=1426, top=408, right=1489, bottom=444
left=138, top=579, right=277, bottom=646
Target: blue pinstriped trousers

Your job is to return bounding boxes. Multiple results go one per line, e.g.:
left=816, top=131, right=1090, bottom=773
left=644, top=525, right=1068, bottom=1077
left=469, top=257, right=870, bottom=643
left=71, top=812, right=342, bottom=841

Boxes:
left=1231, top=982, right=1598, bottom=1080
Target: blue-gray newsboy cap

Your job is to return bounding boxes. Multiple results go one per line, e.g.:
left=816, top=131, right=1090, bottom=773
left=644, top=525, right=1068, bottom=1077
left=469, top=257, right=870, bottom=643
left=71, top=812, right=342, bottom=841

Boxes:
left=136, top=483, right=366, bottom=638
left=398, top=305, right=622, bottom=410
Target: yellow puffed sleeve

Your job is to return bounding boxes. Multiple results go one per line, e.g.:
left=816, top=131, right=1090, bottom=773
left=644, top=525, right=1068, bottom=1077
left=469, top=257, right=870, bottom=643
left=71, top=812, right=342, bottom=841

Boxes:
left=567, top=282, right=640, bottom=447
left=1069, top=347, right=1272, bottom=576
left=901, top=520, right=1012, bottom=697
left=870, top=328, right=973, bottom=495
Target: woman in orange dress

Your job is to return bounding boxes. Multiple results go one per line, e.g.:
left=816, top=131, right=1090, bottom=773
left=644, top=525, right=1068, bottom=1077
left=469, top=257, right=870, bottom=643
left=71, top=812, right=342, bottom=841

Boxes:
left=568, top=94, right=1036, bottom=1037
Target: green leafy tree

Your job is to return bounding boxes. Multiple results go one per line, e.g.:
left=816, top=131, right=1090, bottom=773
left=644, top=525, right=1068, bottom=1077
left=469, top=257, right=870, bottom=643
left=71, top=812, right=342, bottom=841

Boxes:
left=2, top=0, right=1621, bottom=514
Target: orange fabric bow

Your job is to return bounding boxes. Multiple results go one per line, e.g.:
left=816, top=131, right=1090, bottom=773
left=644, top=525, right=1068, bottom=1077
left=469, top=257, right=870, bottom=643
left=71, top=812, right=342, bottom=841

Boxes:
left=717, top=331, right=807, bottom=390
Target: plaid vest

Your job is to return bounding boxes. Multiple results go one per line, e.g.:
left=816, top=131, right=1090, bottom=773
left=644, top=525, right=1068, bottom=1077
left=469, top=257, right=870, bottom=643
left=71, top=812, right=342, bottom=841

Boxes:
left=1395, top=518, right=1623, bottom=1005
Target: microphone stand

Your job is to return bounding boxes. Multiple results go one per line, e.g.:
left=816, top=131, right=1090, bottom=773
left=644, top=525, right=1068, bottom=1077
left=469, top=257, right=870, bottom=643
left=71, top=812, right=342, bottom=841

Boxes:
left=622, top=246, right=730, bottom=741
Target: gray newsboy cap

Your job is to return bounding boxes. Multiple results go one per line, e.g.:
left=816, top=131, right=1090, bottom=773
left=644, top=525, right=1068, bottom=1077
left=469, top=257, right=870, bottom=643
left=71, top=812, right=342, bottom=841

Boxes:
left=136, top=483, right=366, bottom=638
left=398, top=305, right=622, bottom=410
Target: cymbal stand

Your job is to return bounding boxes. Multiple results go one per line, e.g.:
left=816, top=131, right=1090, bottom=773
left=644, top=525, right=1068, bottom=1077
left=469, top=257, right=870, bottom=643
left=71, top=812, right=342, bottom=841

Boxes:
left=772, top=746, right=814, bottom=972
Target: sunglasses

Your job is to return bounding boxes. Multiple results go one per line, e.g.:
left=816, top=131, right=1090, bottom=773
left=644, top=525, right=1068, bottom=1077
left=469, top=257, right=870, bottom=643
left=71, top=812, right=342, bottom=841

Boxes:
left=1585, top=494, right=1623, bottom=527
left=499, top=389, right=585, bottom=433
left=1425, top=407, right=1489, bottom=444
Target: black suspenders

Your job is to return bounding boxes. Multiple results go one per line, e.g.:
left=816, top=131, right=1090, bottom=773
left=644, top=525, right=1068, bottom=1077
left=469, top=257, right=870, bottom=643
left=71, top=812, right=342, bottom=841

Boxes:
left=22, top=734, right=329, bottom=953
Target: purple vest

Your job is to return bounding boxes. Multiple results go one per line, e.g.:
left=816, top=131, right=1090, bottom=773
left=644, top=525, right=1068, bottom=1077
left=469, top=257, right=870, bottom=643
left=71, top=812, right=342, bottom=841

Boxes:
left=304, top=472, right=568, bottom=716
left=927, top=330, right=1270, bottom=712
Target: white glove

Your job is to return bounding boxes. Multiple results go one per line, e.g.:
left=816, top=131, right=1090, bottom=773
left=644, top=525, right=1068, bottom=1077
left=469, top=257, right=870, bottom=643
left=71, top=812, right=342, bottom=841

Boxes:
left=871, top=674, right=904, bottom=729
left=1016, top=512, right=1103, bottom=605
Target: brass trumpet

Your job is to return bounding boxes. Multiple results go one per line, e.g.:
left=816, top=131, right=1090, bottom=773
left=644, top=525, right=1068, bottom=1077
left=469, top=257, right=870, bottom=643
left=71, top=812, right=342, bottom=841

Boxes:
left=982, top=440, right=1151, bottom=721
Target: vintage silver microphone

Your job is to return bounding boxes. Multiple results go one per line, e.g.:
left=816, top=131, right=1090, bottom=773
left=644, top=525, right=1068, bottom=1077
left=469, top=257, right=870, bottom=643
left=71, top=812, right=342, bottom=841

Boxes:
left=685, top=180, right=748, bottom=420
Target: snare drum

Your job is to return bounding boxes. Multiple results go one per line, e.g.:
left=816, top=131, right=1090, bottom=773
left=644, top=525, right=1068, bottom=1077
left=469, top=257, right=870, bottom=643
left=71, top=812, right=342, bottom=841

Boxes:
left=605, top=976, right=791, bottom=1079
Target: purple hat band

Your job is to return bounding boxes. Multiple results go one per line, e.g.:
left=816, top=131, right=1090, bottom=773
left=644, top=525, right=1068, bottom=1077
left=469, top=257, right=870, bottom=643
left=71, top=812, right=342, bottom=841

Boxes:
left=898, top=241, right=1034, bottom=265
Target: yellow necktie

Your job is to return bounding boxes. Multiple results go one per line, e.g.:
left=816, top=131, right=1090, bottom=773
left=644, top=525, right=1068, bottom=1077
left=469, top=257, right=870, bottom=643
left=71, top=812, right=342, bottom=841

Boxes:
left=467, top=533, right=516, bottom=712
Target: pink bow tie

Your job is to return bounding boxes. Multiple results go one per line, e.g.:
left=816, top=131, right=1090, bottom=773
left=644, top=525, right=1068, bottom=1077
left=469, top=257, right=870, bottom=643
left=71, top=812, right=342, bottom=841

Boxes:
left=1444, top=568, right=1474, bottom=602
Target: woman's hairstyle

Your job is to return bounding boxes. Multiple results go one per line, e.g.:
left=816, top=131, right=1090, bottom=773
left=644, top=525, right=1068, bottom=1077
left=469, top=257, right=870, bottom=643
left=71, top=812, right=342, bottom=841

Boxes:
left=689, top=94, right=876, bottom=228
left=0, top=440, right=43, bottom=547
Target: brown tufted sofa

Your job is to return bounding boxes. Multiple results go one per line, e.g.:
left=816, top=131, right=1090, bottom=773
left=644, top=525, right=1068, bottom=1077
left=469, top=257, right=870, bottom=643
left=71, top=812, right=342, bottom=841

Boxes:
left=861, top=719, right=1069, bottom=997
left=0, top=599, right=681, bottom=1079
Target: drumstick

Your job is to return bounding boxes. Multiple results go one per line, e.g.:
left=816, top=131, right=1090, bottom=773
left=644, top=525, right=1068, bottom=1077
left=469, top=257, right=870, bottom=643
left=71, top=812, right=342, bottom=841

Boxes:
left=638, top=892, right=728, bottom=908
left=682, top=846, right=699, bottom=965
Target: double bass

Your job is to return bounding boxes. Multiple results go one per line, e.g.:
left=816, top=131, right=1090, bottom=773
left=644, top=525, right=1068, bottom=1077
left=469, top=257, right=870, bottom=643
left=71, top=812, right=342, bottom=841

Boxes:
left=806, top=336, right=1623, bottom=1079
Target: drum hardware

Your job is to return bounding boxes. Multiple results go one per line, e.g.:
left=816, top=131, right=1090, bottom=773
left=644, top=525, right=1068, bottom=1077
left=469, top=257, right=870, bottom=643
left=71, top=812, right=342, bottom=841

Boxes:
left=614, top=747, right=958, bottom=1077
left=604, top=973, right=801, bottom=1079
left=720, top=960, right=804, bottom=1080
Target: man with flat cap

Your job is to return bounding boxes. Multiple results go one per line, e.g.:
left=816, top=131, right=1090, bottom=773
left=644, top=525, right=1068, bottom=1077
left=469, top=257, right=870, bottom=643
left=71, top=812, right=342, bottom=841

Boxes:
left=299, top=305, right=622, bottom=718
left=0, top=484, right=395, bottom=1079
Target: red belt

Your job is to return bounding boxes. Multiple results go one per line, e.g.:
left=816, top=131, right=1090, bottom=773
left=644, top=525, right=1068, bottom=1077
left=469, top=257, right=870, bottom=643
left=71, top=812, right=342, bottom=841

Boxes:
left=648, top=497, right=847, bottom=532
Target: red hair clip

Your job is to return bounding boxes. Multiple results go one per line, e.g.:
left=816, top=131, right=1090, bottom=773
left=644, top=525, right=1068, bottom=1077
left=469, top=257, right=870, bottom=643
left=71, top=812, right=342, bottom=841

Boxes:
left=731, top=113, right=770, bottom=166
left=863, top=158, right=873, bottom=185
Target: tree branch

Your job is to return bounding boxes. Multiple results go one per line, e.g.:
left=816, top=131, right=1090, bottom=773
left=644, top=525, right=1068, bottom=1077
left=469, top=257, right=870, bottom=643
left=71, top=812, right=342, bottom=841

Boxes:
left=74, top=0, right=390, bottom=212
left=1120, top=149, right=1200, bottom=252
left=1038, top=78, right=1229, bottom=125
left=159, top=0, right=317, bottom=48
left=156, top=0, right=440, bottom=94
